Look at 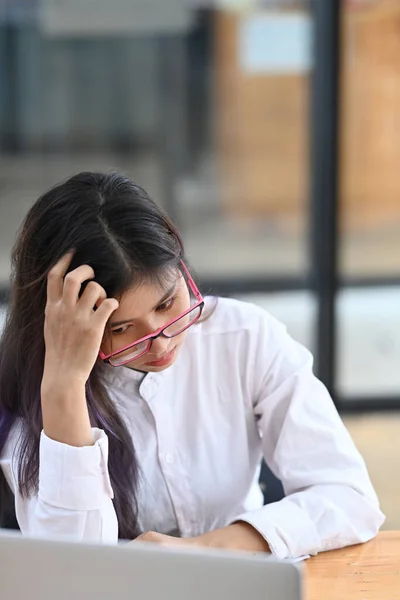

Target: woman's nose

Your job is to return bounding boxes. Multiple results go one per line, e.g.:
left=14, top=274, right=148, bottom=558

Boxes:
left=150, top=335, right=171, bottom=356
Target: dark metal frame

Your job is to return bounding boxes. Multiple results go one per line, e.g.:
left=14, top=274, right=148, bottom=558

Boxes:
left=0, top=22, right=20, bottom=152
left=157, top=35, right=188, bottom=226
left=310, top=0, right=341, bottom=401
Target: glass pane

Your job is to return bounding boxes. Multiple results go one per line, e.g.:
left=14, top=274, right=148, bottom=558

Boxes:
left=110, top=340, right=150, bottom=367
left=340, top=0, right=400, bottom=278
left=237, top=291, right=316, bottom=355
left=0, top=1, right=313, bottom=290
left=338, top=1, right=400, bottom=400
left=184, top=3, right=312, bottom=280
left=337, top=286, right=400, bottom=398
left=164, top=305, right=202, bottom=337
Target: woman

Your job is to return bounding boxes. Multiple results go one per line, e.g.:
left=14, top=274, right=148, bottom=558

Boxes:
left=0, top=172, right=384, bottom=558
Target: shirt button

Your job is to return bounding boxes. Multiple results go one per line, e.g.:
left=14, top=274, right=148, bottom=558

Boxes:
left=165, top=453, right=174, bottom=464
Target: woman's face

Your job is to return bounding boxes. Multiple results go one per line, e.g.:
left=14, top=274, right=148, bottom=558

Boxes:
left=101, top=270, right=191, bottom=372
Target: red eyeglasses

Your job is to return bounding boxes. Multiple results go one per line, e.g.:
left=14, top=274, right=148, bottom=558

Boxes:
left=99, top=261, right=204, bottom=367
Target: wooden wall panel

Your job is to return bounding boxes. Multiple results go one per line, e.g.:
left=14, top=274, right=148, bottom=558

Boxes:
left=215, top=1, right=400, bottom=231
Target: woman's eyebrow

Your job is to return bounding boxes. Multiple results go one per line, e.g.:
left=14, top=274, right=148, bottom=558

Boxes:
left=109, top=282, right=177, bottom=328
left=151, top=282, right=177, bottom=311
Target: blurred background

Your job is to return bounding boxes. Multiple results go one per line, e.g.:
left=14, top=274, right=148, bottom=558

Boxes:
left=0, top=0, right=399, bottom=526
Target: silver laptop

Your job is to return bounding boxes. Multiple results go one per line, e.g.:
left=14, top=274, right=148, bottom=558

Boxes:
left=0, top=530, right=303, bottom=600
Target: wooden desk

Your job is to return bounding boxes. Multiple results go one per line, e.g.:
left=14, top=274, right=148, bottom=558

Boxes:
left=306, top=531, right=400, bottom=600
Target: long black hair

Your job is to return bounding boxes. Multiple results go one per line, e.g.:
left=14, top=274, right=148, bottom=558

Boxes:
left=0, top=171, right=185, bottom=538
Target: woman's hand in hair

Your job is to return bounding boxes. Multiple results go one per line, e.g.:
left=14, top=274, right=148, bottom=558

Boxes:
left=43, top=251, right=118, bottom=384
left=41, top=252, right=119, bottom=447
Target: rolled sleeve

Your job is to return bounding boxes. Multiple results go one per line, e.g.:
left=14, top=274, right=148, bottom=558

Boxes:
left=235, top=502, right=320, bottom=559
left=39, top=428, right=114, bottom=511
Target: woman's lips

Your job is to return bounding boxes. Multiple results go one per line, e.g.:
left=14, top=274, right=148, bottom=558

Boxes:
left=144, top=347, right=176, bottom=367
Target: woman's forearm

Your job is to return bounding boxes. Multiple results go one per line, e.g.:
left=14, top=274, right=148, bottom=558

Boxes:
left=41, top=378, right=94, bottom=447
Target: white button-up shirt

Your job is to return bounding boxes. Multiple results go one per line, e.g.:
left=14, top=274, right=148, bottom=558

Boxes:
left=0, top=298, right=384, bottom=558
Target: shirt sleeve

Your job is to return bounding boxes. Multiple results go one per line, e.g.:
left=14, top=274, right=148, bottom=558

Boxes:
left=235, top=312, right=385, bottom=559
left=1, top=428, right=118, bottom=543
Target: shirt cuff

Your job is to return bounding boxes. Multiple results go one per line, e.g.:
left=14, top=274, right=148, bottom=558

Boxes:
left=39, top=428, right=114, bottom=511
left=233, top=501, right=320, bottom=559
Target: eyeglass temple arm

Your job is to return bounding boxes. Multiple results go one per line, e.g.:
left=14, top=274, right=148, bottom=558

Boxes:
left=180, top=260, right=202, bottom=299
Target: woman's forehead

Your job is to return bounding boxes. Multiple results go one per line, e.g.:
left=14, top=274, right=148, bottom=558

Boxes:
left=111, top=272, right=182, bottom=322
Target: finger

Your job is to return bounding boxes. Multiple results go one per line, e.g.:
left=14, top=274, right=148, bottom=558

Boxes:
left=135, top=534, right=188, bottom=547
left=138, top=532, right=159, bottom=541
left=62, top=265, right=95, bottom=306
left=93, top=297, right=119, bottom=329
left=134, top=534, right=150, bottom=542
left=135, top=534, right=162, bottom=544
left=46, top=251, right=74, bottom=303
left=135, top=532, right=175, bottom=544
left=78, top=281, right=107, bottom=313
